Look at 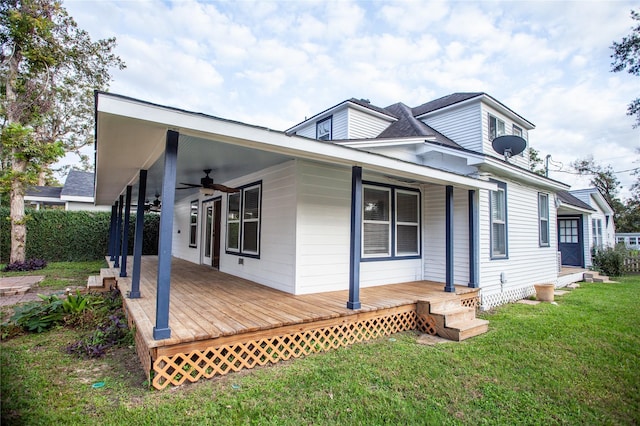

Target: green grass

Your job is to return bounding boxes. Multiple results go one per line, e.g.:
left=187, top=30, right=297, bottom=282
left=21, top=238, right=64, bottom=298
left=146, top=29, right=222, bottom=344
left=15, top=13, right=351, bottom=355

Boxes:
left=2, top=277, right=639, bottom=425
left=1, top=260, right=106, bottom=290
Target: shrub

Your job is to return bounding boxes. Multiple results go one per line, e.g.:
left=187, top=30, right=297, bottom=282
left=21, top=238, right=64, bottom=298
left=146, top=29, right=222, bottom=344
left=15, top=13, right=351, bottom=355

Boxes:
left=592, top=245, right=627, bottom=277
left=66, top=310, right=132, bottom=358
left=2, top=258, right=47, bottom=272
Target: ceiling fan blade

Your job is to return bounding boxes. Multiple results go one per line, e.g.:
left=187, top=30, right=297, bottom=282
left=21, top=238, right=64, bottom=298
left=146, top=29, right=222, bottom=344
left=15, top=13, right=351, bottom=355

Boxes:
left=178, top=183, right=201, bottom=188
left=212, top=183, right=240, bottom=193
left=177, top=186, right=198, bottom=190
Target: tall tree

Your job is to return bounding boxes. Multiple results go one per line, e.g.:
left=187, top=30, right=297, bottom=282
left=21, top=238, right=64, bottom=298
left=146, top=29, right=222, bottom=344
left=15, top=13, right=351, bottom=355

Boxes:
left=0, top=0, right=124, bottom=263
left=571, top=157, right=626, bottom=225
left=611, top=9, right=640, bottom=127
left=528, top=147, right=546, bottom=176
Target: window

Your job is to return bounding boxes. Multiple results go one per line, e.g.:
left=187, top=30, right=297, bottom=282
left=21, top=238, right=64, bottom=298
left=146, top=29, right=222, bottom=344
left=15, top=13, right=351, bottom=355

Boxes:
left=189, top=200, right=198, bottom=248
left=559, top=219, right=579, bottom=243
left=226, top=182, right=261, bottom=257
left=512, top=125, right=523, bottom=138
left=490, top=181, right=507, bottom=258
left=316, top=116, right=332, bottom=140
left=489, top=114, right=505, bottom=141
left=630, top=237, right=637, bottom=245
left=592, top=218, right=603, bottom=248
left=362, top=184, right=420, bottom=259
left=538, top=193, right=549, bottom=247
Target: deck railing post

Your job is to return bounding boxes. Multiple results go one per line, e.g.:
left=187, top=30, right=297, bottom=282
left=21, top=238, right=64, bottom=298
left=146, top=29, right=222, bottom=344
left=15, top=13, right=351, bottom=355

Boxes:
left=468, top=189, right=479, bottom=288
left=108, top=204, right=117, bottom=260
left=154, top=130, right=179, bottom=340
left=120, top=185, right=133, bottom=277
left=347, top=165, right=362, bottom=309
left=114, top=194, right=124, bottom=268
left=445, top=185, right=455, bottom=293
left=130, top=169, right=147, bottom=299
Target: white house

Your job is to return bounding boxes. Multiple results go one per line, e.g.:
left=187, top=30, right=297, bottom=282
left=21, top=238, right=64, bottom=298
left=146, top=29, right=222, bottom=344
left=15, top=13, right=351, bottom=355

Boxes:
left=25, top=170, right=110, bottom=211
left=95, top=91, right=587, bottom=318
left=616, top=233, right=640, bottom=249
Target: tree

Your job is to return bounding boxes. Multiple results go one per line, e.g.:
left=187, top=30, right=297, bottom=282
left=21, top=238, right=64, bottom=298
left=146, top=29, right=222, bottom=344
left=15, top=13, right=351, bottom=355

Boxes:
left=528, top=147, right=546, bottom=176
left=0, top=0, right=124, bottom=263
left=611, top=9, right=640, bottom=127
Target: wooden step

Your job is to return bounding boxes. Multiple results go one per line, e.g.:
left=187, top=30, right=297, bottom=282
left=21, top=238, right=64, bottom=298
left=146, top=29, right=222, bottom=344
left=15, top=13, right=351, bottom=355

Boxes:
left=430, top=306, right=477, bottom=326
left=100, top=268, right=118, bottom=289
left=87, top=275, right=103, bottom=289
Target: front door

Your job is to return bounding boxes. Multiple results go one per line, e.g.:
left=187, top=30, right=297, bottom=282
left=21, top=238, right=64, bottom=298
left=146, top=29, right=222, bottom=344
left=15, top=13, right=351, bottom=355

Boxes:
left=201, top=198, right=221, bottom=268
left=558, top=216, right=583, bottom=267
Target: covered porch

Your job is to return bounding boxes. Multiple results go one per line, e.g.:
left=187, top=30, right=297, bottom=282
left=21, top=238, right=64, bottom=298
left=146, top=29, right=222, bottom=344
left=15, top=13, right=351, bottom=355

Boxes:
left=112, top=256, right=483, bottom=389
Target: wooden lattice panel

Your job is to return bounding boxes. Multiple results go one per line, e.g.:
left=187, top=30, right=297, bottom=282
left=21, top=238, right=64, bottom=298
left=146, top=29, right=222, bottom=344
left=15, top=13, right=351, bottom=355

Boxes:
left=152, top=310, right=417, bottom=390
left=460, top=295, right=479, bottom=309
left=415, top=313, right=437, bottom=335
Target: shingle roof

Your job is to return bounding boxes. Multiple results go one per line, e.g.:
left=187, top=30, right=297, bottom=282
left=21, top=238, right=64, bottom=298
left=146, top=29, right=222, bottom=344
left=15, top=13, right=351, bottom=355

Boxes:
left=25, top=186, right=63, bottom=199
left=61, top=170, right=95, bottom=198
left=557, top=190, right=595, bottom=211
left=412, top=93, right=484, bottom=117
left=377, top=103, right=461, bottom=148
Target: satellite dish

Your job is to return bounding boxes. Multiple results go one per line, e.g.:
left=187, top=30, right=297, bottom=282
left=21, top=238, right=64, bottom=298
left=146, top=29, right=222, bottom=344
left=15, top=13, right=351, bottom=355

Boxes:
left=492, top=135, right=527, bottom=160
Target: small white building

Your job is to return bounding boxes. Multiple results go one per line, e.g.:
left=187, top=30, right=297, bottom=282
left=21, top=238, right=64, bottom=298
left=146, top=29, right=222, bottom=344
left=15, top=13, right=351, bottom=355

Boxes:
left=25, top=170, right=110, bottom=211
left=616, top=233, right=640, bottom=249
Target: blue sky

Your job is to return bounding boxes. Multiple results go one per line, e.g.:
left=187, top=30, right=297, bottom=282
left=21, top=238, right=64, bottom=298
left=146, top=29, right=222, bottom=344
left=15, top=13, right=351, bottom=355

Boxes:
left=65, top=0, right=639, bottom=197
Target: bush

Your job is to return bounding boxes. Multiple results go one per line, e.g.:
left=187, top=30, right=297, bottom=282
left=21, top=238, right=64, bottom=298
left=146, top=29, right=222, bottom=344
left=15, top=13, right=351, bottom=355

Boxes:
left=0, top=207, right=159, bottom=262
left=592, top=245, right=627, bottom=277
left=2, top=258, right=47, bottom=272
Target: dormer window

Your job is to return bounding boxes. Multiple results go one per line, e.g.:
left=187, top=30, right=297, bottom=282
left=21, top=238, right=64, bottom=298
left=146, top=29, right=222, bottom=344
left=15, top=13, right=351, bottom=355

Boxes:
left=512, top=125, right=523, bottom=138
left=316, top=116, right=332, bottom=140
left=488, top=114, right=505, bottom=141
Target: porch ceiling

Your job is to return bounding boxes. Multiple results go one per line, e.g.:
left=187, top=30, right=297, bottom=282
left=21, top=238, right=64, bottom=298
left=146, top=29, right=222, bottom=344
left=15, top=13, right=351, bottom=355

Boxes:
left=95, top=92, right=497, bottom=205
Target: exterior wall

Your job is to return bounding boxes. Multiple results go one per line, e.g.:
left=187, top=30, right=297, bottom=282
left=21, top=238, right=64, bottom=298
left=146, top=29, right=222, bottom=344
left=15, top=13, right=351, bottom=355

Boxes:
left=66, top=202, right=111, bottom=211
left=293, top=109, right=348, bottom=140
left=422, top=184, right=470, bottom=285
left=571, top=190, right=616, bottom=252
left=478, top=177, right=559, bottom=309
left=616, top=233, right=640, bottom=249
left=480, top=104, right=530, bottom=169
left=420, top=102, right=483, bottom=152
left=348, top=108, right=392, bottom=139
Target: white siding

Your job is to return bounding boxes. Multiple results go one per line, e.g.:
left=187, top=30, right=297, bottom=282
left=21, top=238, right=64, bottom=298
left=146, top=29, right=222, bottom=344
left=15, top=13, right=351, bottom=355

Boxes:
left=421, top=102, right=483, bottom=152
left=348, top=108, right=392, bottom=139
left=481, top=104, right=530, bottom=169
left=295, top=123, right=316, bottom=139
left=478, top=178, right=559, bottom=308
left=172, top=195, right=202, bottom=264
left=422, top=184, right=470, bottom=285
left=292, top=109, right=348, bottom=140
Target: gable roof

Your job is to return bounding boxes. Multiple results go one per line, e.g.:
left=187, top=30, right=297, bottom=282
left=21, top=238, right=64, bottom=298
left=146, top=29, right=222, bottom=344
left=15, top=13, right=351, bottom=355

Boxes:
left=377, top=103, right=460, bottom=148
left=412, top=92, right=483, bottom=117
left=25, top=186, right=63, bottom=199
left=557, top=190, right=595, bottom=211
left=569, top=188, right=615, bottom=214
left=61, top=170, right=95, bottom=198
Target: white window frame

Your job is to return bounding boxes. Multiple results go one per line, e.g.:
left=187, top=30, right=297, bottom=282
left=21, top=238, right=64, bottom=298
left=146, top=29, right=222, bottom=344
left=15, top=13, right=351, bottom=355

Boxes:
left=316, top=116, right=332, bottom=141
left=363, top=186, right=391, bottom=257
left=490, top=181, right=508, bottom=259
left=489, top=114, right=506, bottom=141
left=189, top=200, right=198, bottom=248
left=592, top=218, right=603, bottom=248
left=538, top=193, right=550, bottom=247
left=395, top=189, right=420, bottom=256
left=226, top=182, right=262, bottom=257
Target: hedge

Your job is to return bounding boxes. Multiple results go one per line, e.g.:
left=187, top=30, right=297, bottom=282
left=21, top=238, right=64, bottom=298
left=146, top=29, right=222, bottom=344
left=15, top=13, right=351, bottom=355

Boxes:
left=0, top=207, right=159, bottom=263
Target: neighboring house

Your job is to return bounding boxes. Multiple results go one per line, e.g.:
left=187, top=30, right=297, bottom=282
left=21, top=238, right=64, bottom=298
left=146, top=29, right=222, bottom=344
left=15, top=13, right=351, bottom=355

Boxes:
left=95, top=91, right=583, bottom=316
left=25, top=170, right=110, bottom=211
left=616, top=232, right=640, bottom=249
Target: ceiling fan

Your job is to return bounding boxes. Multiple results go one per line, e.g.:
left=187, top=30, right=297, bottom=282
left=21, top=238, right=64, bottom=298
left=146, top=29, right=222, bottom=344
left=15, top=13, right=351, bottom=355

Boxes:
left=177, top=169, right=239, bottom=193
left=145, top=193, right=162, bottom=212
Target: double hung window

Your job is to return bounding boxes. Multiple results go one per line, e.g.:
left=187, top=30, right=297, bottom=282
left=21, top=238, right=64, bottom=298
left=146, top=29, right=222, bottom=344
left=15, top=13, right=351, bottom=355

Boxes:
left=189, top=200, right=198, bottom=248
left=226, top=182, right=261, bottom=257
left=363, top=184, right=420, bottom=259
left=489, top=114, right=506, bottom=141
left=490, top=181, right=507, bottom=258
left=316, top=116, right=332, bottom=140
left=592, top=218, right=603, bottom=248
left=538, top=193, right=549, bottom=247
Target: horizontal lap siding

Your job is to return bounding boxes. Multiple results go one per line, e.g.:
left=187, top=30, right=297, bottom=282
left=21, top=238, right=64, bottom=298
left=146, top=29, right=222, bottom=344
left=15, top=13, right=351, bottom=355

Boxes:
left=296, top=161, right=351, bottom=294
left=173, top=195, right=201, bottom=264
left=480, top=104, right=529, bottom=169
left=220, top=161, right=297, bottom=293
left=421, top=103, right=482, bottom=153
left=348, top=108, right=392, bottom=139
left=423, top=185, right=469, bottom=284
left=479, top=179, right=558, bottom=301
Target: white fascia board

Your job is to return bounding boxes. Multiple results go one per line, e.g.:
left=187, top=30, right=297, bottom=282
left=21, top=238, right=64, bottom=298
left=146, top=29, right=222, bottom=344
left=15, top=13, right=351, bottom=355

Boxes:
left=97, top=93, right=496, bottom=191
left=336, top=137, right=434, bottom=148
left=417, top=143, right=485, bottom=165
left=590, top=192, right=614, bottom=214
left=346, top=101, right=397, bottom=122
left=480, top=156, right=570, bottom=191
left=23, top=196, right=62, bottom=203
left=414, top=96, right=482, bottom=120
left=60, top=195, right=94, bottom=203
left=558, top=203, right=594, bottom=215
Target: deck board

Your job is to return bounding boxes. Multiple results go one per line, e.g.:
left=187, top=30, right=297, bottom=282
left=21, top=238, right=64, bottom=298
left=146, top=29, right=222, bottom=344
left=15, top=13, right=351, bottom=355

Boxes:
left=120, top=256, right=471, bottom=350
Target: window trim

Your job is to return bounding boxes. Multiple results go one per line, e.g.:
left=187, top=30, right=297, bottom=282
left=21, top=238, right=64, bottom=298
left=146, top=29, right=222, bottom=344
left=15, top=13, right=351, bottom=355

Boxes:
left=488, top=114, right=506, bottom=141
left=225, top=181, right=262, bottom=258
left=361, top=182, right=421, bottom=261
left=592, top=218, right=603, bottom=248
left=538, top=193, right=550, bottom=247
left=189, top=199, right=199, bottom=248
left=490, top=180, right=508, bottom=259
left=316, top=116, right=333, bottom=141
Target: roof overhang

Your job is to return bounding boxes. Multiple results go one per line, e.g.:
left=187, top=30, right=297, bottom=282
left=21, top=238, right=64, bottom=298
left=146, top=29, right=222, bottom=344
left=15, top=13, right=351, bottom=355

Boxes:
left=557, top=203, right=594, bottom=215
left=61, top=195, right=94, bottom=203
left=479, top=156, right=570, bottom=192
left=95, top=92, right=497, bottom=205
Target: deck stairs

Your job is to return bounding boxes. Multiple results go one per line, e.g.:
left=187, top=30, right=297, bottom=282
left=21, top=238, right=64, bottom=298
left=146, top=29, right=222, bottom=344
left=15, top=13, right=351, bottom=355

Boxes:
left=583, top=272, right=615, bottom=283
left=87, top=268, right=119, bottom=292
left=417, top=294, right=489, bottom=341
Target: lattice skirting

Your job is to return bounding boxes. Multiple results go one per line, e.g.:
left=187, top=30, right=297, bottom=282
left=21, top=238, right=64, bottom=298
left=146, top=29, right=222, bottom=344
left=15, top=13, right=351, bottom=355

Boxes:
left=481, top=286, right=536, bottom=310
left=460, top=294, right=480, bottom=309
left=151, top=309, right=438, bottom=390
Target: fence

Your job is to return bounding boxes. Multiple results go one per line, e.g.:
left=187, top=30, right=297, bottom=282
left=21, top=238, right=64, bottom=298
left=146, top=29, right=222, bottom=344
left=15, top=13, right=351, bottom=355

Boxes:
left=624, top=252, right=640, bottom=274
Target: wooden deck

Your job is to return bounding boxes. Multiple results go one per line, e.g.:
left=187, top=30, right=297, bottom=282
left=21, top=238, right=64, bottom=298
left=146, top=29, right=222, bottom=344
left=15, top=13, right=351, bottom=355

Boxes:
left=113, top=256, right=480, bottom=389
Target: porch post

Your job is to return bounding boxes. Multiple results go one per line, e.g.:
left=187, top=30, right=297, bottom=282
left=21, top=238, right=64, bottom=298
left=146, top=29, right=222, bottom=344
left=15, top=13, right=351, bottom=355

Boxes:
left=108, top=204, right=117, bottom=259
left=468, top=190, right=479, bottom=288
left=130, top=169, right=147, bottom=299
left=120, top=185, right=133, bottom=277
left=347, top=165, right=362, bottom=310
left=154, top=130, right=179, bottom=340
left=445, top=185, right=455, bottom=293
left=114, top=194, right=124, bottom=268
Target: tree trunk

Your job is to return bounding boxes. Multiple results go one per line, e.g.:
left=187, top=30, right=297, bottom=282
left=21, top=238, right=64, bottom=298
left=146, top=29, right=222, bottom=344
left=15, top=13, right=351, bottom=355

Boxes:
left=10, top=155, right=27, bottom=263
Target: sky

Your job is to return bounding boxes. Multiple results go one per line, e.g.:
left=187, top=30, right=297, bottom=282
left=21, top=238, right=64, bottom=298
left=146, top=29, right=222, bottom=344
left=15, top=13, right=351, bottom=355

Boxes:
left=64, top=0, right=640, bottom=198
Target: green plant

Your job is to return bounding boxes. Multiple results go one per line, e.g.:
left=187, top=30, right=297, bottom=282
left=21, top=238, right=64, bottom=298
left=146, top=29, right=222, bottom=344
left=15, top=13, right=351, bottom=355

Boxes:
left=62, top=291, right=88, bottom=314
left=592, top=245, right=627, bottom=276
left=9, top=294, right=65, bottom=333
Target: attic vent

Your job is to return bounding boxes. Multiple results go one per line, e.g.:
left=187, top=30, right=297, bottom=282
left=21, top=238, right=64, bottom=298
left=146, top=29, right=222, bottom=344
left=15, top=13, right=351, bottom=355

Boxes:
left=360, top=98, right=370, bottom=103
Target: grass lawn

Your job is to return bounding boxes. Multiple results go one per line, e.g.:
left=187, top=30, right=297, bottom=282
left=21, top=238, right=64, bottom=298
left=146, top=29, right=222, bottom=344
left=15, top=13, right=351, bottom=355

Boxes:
left=1, top=272, right=639, bottom=425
